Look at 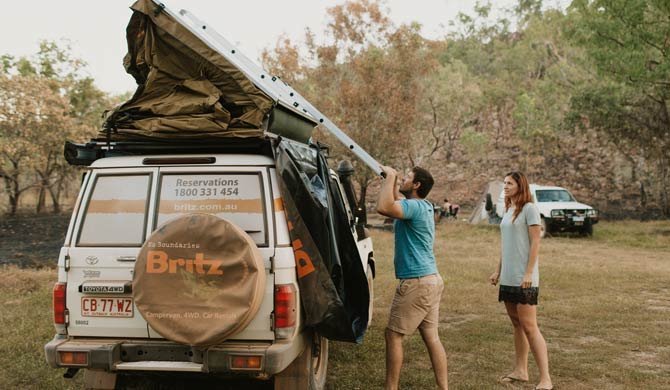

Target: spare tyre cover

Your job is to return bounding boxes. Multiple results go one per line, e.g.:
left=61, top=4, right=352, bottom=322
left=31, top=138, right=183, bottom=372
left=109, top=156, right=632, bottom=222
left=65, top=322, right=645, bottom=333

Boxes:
left=133, top=214, right=265, bottom=347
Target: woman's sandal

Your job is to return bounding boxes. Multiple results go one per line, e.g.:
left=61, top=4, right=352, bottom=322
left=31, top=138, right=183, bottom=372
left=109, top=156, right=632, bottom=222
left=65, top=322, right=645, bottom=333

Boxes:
left=534, top=386, right=553, bottom=390
left=498, top=374, right=528, bottom=384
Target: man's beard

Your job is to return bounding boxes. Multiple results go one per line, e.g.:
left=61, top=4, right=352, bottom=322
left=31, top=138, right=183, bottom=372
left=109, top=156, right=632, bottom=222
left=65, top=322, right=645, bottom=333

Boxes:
left=399, top=188, right=412, bottom=198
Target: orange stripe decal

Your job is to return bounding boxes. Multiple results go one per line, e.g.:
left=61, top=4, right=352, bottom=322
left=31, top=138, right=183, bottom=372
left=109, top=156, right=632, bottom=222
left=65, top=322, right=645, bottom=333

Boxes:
left=87, top=199, right=146, bottom=214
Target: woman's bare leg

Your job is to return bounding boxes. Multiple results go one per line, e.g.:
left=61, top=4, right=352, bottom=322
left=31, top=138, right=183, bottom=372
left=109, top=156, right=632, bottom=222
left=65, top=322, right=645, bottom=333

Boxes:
left=504, top=301, right=529, bottom=380
left=517, top=304, right=552, bottom=389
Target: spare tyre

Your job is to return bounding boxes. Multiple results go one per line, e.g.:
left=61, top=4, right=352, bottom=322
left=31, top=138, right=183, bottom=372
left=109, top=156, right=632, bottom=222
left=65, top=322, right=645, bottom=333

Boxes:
left=133, top=214, right=265, bottom=347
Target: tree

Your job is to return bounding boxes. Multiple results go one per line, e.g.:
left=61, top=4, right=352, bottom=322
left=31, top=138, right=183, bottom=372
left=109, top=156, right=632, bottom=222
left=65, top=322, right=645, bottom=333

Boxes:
left=419, top=60, right=483, bottom=164
left=1, top=40, right=107, bottom=214
left=263, top=0, right=437, bottom=208
left=0, top=75, right=78, bottom=214
left=566, top=0, right=670, bottom=217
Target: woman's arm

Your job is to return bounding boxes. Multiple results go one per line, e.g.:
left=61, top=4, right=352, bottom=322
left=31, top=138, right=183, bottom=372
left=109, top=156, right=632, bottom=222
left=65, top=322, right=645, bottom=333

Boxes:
left=489, top=256, right=502, bottom=285
left=522, top=225, right=542, bottom=288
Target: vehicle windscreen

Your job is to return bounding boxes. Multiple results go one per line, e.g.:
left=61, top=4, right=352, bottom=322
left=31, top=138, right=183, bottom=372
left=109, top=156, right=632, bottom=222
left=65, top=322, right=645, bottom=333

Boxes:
left=156, top=173, right=267, bottom=246
left=536, top=189, right=575, bottom=202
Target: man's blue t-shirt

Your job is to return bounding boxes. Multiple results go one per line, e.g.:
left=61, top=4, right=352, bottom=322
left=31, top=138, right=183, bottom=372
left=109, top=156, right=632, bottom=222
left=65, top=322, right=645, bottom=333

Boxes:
left=393, top=199, right=437, bottom=279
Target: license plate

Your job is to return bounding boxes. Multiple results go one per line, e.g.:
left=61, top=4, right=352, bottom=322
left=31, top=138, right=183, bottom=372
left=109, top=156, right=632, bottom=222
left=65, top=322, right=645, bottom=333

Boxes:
left=81, top=297, right=133, bottom=317
left=573, top=216, right=585, bottom=222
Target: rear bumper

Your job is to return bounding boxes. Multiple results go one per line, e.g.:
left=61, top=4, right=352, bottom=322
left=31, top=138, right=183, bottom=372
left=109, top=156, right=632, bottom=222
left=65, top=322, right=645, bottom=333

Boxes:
left=45, top=333, right=306, bottom=378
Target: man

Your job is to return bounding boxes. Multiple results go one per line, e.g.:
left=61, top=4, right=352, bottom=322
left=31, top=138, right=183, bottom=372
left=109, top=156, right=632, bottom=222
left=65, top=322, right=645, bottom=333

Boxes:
left=377, top=166, right=448, bottom=390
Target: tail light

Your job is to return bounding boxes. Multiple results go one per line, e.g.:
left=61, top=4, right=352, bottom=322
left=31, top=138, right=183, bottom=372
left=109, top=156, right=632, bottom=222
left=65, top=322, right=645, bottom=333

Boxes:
left=274, top=284, right=296, bottom=339
left=53, top=282, right=67, bottom=325
left=58, top=351, right=88, bottom=366
left=230, top=355, right=262, bottom=370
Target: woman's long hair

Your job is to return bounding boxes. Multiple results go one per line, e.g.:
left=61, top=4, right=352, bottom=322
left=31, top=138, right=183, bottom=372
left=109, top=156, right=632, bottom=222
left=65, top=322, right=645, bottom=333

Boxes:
left=504, top=171, right=532, bottom=222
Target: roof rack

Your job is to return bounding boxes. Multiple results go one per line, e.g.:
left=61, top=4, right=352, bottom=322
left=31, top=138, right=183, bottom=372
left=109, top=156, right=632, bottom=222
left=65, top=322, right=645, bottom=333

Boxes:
left=64, top=138, right=274, bottom=166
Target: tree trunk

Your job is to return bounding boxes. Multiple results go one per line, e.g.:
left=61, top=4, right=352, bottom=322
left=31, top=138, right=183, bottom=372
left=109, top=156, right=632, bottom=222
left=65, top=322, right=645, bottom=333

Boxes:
left=6, top=175, right=20, bottom=215
left=48, top=176, right=64, bottom=214
left=660, top=155, right=669, bottom=218
left=2, top=177, right=15, bottom=215
left=36, top=186, right=46, bottom=213
left=640, top=182, right=648, bottom=221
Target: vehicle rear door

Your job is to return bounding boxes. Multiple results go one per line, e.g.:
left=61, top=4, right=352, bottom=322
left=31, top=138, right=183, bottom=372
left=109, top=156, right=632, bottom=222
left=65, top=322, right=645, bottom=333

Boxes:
left=67, top=167, right=158, bottom=338
left=146, top=166, right=275, bottom=341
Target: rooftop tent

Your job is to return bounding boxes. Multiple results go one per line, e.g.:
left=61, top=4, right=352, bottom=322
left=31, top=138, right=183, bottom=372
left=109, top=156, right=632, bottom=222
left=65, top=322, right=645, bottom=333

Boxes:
left=102, top=0, right=316, bottom=142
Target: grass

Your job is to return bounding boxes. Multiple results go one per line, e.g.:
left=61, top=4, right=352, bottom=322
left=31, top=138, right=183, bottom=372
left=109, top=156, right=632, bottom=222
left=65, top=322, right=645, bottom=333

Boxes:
left=327, top=220, right=670, bottom=389
left=1, top=220, right=669, bottom=389
left=0, top=267, right=83, bottom=389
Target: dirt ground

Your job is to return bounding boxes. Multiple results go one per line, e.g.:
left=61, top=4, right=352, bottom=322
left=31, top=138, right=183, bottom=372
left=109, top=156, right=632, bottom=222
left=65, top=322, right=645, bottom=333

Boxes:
left=0, top=214, right=70, bottom=268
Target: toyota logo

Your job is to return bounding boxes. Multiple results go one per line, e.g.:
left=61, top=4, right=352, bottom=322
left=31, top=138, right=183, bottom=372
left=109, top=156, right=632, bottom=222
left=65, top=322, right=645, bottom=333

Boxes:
left=85, top=256, right=99, bottom=265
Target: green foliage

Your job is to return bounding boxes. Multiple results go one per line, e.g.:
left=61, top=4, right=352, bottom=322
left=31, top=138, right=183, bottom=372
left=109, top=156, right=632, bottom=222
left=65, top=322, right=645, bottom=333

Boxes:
left=459, top=129, right=488, bottom=156
left=565, top=0, right=670, bottom=216
left=0, top=41, right=108, bottom=214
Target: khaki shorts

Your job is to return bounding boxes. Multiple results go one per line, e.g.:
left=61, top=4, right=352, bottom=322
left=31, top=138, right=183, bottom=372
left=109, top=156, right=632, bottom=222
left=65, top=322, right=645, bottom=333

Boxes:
left=387, top=273, right=444, bottom=335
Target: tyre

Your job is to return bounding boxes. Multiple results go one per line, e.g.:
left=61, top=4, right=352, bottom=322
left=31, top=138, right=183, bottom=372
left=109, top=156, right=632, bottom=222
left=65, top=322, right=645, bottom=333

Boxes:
left=133, top=214, right=266, bottom=347
left=274, top=331, right=328, bottom=390
left=540, top=217, right=548, bottom=238
left=580, top=221, right=594, bottom=237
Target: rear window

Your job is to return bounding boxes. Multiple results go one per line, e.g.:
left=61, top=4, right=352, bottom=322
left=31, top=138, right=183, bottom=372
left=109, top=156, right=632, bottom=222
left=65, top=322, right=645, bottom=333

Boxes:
left=156, top=173, right=267, bottom=246
left=77, top=174, right=151, bottom=246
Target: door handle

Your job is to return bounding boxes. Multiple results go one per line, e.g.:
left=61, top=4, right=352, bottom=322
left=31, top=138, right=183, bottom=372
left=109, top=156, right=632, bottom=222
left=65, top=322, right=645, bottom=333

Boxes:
left=116, top=256, right=136, bottom=262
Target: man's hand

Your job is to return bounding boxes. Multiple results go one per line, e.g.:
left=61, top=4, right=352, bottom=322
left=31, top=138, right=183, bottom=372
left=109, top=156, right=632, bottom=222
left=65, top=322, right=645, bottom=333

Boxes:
left=381, top=165, right=398, bottom=178
left=381, top=166, right=402, bottom=200
left=376, top=166, right=404, bottom=219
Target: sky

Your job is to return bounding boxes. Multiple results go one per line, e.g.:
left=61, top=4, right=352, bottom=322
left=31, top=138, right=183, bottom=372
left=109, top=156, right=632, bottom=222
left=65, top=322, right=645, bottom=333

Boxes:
left=0, top=0, right=569, bottom=95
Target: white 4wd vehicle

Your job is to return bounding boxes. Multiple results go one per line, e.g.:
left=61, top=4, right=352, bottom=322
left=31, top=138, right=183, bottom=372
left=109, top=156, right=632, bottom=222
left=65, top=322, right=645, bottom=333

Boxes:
left=493, top=184, right=599, bottom=238
left=45, top=2, right=379, bottom=387
left=44, top=141, right=375, bottom=390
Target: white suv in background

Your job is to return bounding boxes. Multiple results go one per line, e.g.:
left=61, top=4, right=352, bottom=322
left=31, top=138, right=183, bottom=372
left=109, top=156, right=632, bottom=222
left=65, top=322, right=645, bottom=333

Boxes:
left=495, top=184, right=599, bottom=237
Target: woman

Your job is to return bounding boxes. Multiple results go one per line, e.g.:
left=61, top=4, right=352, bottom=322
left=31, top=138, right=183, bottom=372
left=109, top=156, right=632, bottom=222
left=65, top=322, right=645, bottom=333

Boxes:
left=489, top=171, right=553, bottom=390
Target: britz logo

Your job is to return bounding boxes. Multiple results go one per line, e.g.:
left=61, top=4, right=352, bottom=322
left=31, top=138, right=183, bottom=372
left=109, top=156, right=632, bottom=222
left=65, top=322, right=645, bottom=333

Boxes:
left=146, top=250, right=224, bottom=275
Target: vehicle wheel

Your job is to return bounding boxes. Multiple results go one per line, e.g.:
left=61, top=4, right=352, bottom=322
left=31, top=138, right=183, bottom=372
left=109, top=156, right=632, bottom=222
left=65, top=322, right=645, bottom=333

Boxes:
left=580, top=221, right=593, bottom=237
left=540, top=217, right=548, bottom=238
left=133, top=214, right=265, bottom=347
left=366, top=264, right=374, bottom=328
left=274, top=331, right=328, bottom=390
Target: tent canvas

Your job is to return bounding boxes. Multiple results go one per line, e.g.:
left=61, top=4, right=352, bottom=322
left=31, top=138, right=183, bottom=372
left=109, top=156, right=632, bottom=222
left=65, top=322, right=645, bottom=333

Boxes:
left=101, top=0, right=383, bottom=175
left=102, top=0, right=316, bottom=142
left=469, top=181, right=503, bottom=224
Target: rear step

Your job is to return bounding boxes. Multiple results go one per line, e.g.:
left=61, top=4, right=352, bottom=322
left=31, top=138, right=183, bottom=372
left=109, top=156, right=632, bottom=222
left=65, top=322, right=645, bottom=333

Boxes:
left=115, top=361, right=203, bottom=372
